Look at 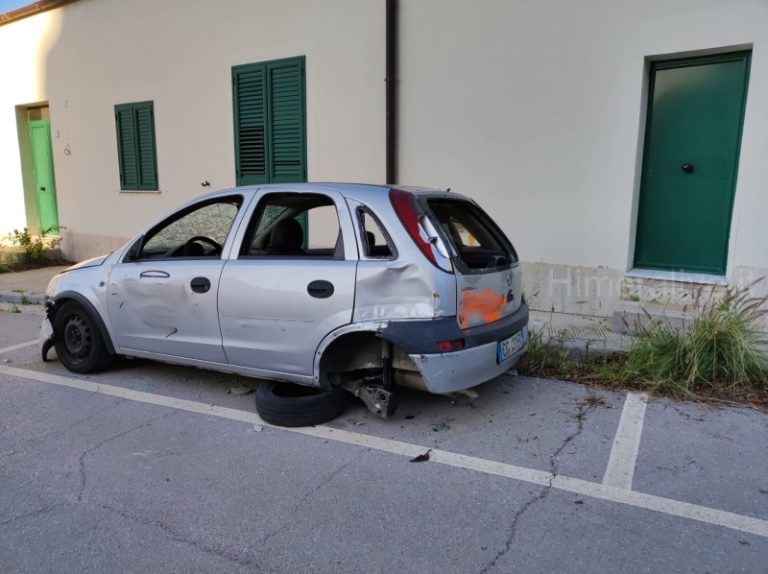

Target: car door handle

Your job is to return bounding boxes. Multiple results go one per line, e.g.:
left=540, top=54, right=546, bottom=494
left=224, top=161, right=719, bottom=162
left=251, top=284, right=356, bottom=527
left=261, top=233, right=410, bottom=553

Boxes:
left=307, top=280, right=334, bottom=299
left=190, top=276, right=211, bottom=294
left=140, top=270, right=170, bottom=279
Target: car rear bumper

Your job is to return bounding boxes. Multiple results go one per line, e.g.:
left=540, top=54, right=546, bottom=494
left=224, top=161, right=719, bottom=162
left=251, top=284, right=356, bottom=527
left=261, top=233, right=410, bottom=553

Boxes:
left=408, top=335, right=526, bottom=393
left=380, top=300, right=529, bottom=354
left=379, top=299, right=529, bottom=392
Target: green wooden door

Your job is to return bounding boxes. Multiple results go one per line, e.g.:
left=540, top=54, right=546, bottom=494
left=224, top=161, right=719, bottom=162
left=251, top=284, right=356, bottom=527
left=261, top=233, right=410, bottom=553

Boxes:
left=634, top=52, right=750, bottom=274
left=28, top=120, right=60, bottom=232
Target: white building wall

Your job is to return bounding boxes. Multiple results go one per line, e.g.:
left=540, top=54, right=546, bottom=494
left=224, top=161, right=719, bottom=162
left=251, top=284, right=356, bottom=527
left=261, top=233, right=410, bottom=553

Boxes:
left=1, top=0, right=385, bottom=260
left=0, top=11, right=62, bottom=240
left=399, top=0, right=768, bottom=315
left=2, top=0, right=767, bottom=318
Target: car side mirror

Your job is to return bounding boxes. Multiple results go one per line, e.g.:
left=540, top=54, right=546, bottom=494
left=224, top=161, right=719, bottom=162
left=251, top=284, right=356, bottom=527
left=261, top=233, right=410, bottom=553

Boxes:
left=125, top=237, right=143, bottom=261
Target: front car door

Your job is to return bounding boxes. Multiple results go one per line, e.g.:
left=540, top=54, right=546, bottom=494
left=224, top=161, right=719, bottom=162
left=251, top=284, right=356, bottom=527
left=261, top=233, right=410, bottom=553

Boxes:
left=218, top=188, right=357, bottom=383
left=107, top=194, right=246, bottom=363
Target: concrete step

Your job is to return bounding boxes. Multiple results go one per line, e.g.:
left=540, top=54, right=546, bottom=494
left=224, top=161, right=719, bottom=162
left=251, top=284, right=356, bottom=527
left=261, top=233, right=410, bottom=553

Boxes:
left=529, top=310, right=634, bottom=355
left=619, top=274, right=727, bottom=314
left=612, top=301, right=697, bottom=334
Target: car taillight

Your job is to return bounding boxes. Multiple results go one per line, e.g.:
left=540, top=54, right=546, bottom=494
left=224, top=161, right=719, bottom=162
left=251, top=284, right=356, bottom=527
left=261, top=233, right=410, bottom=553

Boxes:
left=389, top=189, right=453, bottom=273
left=436, top=338, right=465, bottom=352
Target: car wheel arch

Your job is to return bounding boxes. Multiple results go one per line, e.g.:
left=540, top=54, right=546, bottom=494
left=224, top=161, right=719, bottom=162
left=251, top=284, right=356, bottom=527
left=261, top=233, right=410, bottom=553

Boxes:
left=50, top=291, right=117, bottom=355
left=316, top=328, right=422, bottom=390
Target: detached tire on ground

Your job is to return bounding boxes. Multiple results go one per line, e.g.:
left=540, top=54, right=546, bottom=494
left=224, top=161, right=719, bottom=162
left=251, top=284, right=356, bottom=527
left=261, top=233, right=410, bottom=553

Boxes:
left=53, top=301, right=114, bottom=374
left=255, top=382, right=350, bottom=427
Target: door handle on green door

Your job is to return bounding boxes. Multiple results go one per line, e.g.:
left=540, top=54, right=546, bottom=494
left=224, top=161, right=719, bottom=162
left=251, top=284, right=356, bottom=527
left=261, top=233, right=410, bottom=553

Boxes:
left=681, top=163, right=695, bottom=174
left=39, top=187, right=46, bottom=191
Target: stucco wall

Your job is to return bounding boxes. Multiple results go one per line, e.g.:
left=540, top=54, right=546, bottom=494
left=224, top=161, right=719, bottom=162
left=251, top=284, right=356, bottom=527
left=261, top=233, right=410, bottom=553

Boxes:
left=1, top=0, right=385, bottom=259
left=398, top=0, right=768, bottom=313
left=3, top=0, right=768, bottom=318
left=0, top=11, right=62, bottom=239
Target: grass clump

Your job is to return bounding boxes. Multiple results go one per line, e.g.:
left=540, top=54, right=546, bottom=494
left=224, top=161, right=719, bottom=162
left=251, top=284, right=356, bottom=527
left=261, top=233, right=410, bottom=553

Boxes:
left=626, top=284, right=768, bottom=395
left=519, top=281, right=768, bottom=407
left=520, top=329, right=633, bottom=386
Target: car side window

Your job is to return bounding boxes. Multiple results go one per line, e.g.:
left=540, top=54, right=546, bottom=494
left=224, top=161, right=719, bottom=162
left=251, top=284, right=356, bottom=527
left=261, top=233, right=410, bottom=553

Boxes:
left=138, top=197, right=242, bottom=259
left=240, top=193, right=343, bottom=259
left=357, top=208, right=395, bottom=259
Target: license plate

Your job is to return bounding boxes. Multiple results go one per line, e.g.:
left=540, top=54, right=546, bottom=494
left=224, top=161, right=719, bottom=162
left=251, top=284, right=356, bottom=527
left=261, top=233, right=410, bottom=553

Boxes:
left=497, top=326, right=527, bottom=364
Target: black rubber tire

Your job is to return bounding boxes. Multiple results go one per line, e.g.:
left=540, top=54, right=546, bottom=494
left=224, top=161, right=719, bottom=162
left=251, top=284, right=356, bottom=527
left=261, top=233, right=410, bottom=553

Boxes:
left=255, top=382, right=350, bottom=427
left=53, top=301, right=114, bottom=374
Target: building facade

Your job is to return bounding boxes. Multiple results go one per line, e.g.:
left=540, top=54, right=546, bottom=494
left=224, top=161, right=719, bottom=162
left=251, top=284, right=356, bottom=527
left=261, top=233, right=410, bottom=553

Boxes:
left=2, top=0, right=767, bottom=320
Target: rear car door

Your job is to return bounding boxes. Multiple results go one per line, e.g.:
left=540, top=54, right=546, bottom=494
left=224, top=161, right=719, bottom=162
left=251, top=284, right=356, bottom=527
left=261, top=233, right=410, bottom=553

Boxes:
left=218, top=188, right=358, bottom=380
left=107, top=195, right=245, bottom=363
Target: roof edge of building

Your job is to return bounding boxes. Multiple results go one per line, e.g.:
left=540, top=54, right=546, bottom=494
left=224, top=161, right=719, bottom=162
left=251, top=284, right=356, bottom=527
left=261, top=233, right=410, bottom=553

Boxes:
left=0, top=0, right=81, bottom=27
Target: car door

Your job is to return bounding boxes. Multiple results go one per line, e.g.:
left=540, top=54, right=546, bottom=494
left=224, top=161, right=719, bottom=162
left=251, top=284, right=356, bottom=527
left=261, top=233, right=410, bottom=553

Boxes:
left=218, top=188, right=358, bottom=381
left=107, top=194, right=245, bottom=363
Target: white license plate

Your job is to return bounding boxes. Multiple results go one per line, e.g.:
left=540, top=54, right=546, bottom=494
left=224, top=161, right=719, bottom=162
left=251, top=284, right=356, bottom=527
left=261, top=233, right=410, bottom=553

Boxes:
left=497, top=326, right=527, bottom=364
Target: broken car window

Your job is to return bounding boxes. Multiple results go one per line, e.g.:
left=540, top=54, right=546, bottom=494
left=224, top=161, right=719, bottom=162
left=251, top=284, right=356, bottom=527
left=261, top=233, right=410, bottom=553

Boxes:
left=426, top=198, right=517, bottom=270
left=241, top=193, right=343, bottom=258
left=141, top=197, right=242, bottom=258
left=358, top=209, right=394, bottom=259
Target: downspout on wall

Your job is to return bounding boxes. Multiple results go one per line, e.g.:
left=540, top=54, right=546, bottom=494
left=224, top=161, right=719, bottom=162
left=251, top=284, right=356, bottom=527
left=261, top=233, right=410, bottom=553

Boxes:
left=385, top=0, right=398, bottom=184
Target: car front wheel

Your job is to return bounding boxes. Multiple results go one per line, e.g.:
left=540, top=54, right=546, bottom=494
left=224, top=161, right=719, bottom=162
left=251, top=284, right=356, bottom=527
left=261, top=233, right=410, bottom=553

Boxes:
left=53, top=301, right=113, bottom=374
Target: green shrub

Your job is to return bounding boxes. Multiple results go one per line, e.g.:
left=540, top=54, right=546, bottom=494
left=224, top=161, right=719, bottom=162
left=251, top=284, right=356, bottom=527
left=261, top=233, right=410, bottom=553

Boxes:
left=627, top=282, right=768, bottom=392
left=4, top=227, right=62, bottom=265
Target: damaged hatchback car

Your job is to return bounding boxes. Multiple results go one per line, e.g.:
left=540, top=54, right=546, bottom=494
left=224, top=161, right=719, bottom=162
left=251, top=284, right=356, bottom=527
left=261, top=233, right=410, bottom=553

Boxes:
left=41, top=184, right=528, bottom=426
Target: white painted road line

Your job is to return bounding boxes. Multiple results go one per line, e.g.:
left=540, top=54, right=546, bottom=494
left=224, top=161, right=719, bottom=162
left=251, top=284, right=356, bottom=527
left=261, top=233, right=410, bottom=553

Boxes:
left=0, top=340, right=38, bottom=355
left=603, top=392, right=649, bottom=490
left=1, top=365, right=767, bottom=539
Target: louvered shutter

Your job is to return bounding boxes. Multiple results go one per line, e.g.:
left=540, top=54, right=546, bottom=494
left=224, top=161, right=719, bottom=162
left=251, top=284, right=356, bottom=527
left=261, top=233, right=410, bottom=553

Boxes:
left=134, top=103, right=158, bottom=190
left=233, top=57, right=306, bottom=185
left=234, top=66, right=268, bottom=185
left=115, top=101, right=158, bottom=191
left=268, top=59, right=306, bottom=183
left=115, top=105, right=138, bottom=189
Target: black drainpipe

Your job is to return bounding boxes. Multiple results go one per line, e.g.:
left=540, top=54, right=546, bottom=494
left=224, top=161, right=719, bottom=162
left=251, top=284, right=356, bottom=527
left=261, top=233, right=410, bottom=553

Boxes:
left=385, top=0, right=398, bottom=184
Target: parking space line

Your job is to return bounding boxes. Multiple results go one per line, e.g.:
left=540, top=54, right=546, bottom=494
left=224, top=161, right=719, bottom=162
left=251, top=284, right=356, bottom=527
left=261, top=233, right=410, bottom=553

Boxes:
left=1, top=365, right=767, bottom=539
left=0, top=340, right=38, bottom=355
left=603, top=392, right=648, bottom=490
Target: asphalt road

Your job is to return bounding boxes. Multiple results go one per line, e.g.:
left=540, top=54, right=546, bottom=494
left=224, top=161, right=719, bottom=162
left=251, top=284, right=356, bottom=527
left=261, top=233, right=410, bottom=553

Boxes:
left=1, top=305, right=767, bottom=573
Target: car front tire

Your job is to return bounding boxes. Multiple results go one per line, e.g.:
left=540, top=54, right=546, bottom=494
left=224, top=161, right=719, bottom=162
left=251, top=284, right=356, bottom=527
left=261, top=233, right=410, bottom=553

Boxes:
left=53, top=301, right=113, bottom=374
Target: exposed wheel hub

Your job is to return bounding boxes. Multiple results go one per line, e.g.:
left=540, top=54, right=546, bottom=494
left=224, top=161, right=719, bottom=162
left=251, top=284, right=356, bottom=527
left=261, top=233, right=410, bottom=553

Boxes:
left=64, top=316, right=91, bottom=359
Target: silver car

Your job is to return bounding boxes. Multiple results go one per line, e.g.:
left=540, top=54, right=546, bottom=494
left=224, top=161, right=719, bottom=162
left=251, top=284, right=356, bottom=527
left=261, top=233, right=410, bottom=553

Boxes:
left=41, top=184, right=528, bottom=425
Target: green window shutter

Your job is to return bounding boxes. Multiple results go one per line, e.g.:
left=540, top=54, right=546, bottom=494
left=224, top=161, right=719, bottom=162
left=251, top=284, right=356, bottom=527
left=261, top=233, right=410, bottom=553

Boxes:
left=233, top=56, right=306, bottom=185
left=134, top=103, right=158, bottom=190
left=233, top=66, right=268, bottom=185
left=267, top=58, right=306, bottom=183
left=115, top=105, right=138, bottom=189
left=114, top=101, right=159, bottom=191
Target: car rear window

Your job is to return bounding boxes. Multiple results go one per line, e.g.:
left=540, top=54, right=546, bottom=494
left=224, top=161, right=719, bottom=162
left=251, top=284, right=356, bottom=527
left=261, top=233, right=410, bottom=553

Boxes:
left=425, top=198, right=518, bottom=270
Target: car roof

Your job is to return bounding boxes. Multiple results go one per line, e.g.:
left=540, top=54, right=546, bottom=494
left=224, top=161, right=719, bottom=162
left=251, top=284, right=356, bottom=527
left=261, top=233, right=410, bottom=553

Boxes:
left=197, top=182, right=466, bottom=203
